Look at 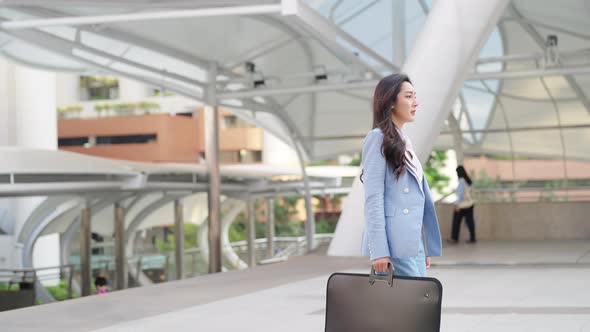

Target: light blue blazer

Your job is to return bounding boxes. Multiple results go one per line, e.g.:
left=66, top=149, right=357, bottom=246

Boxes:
left=361, top=128, right=442, bottom=260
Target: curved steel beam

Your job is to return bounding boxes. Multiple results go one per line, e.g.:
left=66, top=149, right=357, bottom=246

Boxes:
left=20, top=196, right=80, bottom=303
left=125, top=192, right=189, bottom=286
left=198, top=197, right=248, bottom=270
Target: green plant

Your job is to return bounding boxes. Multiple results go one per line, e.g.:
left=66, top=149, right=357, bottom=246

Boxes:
left=0, top=282, right=19, bottom=291
left=348, top=154, right=361, bottom=166
left=137, top=101, right=160, bottom=115
left=57, top=105, right=84, bottom=118
left=424, top=150, right=451, bottom=196
left=154, top=89, right=175, bottom=97
left=155, top=224, right=200, bottom=254
left=111, top=102, right=137, bottom=114
left=46, top=279, right=75, bottom=301
left=315, top=220, right=336, bottom=234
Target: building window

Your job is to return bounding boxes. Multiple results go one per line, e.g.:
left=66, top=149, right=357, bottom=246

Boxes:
left=59, top=134, right=157, bottom=147
left=58, top=137, right=89, bottom=147
left=96, top=134, right=157, bottom=145
left=239, top=150, right=262, bottom=163
left=223, top=115, right=255, bottom=128
left=219, top=151, right=240, bottom=164
left=80, top=76, right=119, bottom=101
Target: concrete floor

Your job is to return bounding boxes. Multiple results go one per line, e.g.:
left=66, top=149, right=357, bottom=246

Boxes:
left=2, top=240, right=590, bottom=331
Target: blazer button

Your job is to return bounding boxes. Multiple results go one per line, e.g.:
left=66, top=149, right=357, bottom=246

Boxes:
left=403, top=208, right=409, bottom=215
left=403, top=188, right=410, bottom=193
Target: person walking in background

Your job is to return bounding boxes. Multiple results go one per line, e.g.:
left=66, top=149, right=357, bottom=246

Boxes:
left=360, top=73, right=442, bottom=277
left=447, top=165, right=476, bottom=244
left=95, top=276, right=108, bottom=295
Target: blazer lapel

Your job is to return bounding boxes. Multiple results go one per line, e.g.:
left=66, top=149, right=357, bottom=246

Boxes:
left=405, top=164, right=425, bottom=195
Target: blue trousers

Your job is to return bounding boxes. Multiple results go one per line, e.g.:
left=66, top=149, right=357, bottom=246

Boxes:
left=391, top=234, right=427, bottom=277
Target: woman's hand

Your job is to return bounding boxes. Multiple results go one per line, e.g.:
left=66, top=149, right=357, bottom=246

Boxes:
left=372, top=257, right=392, bottom=273
left=455, top=206, right=460, bottom=212
left=425, top=257, right=431, bottom=269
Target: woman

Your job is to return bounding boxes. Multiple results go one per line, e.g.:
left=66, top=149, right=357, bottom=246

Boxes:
left=448, top=165, right=476, bottom=244
left=361, top=73, right=442, bottom=277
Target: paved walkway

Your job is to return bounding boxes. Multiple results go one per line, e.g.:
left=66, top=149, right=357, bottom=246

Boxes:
left=2, top=240, right=590, bottom=331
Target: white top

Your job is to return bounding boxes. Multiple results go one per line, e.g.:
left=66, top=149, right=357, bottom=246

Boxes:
left=396, top=127, right=424, bottom=184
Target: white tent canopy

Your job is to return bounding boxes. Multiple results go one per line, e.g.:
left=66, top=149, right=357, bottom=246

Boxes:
left=0, top=0, right=394, bottom=162
left=0, top=0, right=587, bottom=162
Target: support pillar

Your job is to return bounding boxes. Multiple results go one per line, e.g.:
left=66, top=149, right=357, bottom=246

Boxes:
left=174, top=199, right=184, bottom=280
left=246, top=197, right=256, bottom=268
left=80, top=204, right=91, bottom=296
left=114, top=202, right=126, bottom=290
left=329, top=0, right=510, bottom=256
left=205, top=62, right=222, bottom=273
left=448, top=113, right=465, bottom=165
left=265, top=198, right=275, bottom=258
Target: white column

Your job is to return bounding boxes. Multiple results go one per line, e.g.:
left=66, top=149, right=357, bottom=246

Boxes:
left=56, top=73, right=80, bottom=106
left=402, top=0, right=510, bottom=161
left=262, top=131, right=299, bottom=166
left=329, top=0, right=510, bottom=256
left=14, top=65, right=58, bottom=150
left=392, top=0, right=406, bottom=67
left=0, top=59, right=58, bottom=269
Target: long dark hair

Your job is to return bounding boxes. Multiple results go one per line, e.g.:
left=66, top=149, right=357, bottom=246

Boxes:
left=456, top=165, right=472, bottom=185
left=360, top=74, right=411, bottom=182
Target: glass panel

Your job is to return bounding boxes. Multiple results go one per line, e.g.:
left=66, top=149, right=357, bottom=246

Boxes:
left=510, top=129, right=564, bottom=159
left=500, top=78, right=548, bottom=100
left=80, top=31, right=129, bottom=56
left=110, top=63, right=203, bottom=97
left=500, top=97, right=558, bottom=127
left=483, top=102, right=508, bottom=130
left=72, top=48, right=111, bottom=66
left=572, top=74, right=590, bottom=99
left=557, top=100, right=590, bottom=125
left=562, top=128, right=590, bottom=162
left=123, top=47, right=206, bottom=83
left=541, top=76, right=577, bottom=99
left=432, top=133, right=453, bottom=151
left=461, top=87, right=496, bottom=130
left=3, top=41, right=84, bottom=69
left=476, top=28, right=503, bottom=73
left=39, top=26, right=77, bottom=42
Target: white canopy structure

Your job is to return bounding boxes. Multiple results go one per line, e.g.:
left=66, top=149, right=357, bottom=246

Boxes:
left=0, top=0, right=587, bottom=163
left=0, top=0, right=588, bottom=290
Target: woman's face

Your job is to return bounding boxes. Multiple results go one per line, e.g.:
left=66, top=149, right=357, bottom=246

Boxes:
left=392, top=81, right=418, bottom=125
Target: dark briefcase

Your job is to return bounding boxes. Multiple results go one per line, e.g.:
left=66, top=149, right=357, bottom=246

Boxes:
left=325, top=266, right=442, bottom=332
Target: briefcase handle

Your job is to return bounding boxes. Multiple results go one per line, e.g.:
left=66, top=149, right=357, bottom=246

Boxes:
left=368, top=263, right=395, bottom=287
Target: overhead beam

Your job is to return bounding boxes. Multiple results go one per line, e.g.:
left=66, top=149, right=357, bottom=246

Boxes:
left=218, top=63, right=590, bottom=99
left=469, top=65, right=590, bottom=80
left=503, top=16, right=590, bottom=42
left=303, top=123, right=590, bottom=141
left=0, top=4, right=282, bottom=29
